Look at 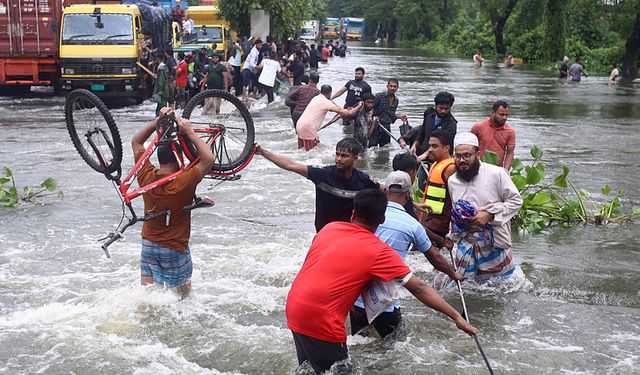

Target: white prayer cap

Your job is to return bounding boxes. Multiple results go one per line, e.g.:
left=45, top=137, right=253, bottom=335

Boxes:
left=454, top=132, right=479, bottom=148
left=563, top=56, right=569, bottom=62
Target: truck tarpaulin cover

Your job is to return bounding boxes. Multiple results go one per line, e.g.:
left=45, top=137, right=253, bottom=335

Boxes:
left=138, top=4, right=172, bottom=51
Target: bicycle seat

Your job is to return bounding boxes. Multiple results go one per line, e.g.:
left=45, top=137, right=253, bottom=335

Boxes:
left=182, top=196, right=215, bottom=211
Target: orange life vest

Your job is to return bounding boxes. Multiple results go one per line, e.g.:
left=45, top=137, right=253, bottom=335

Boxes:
left=422, top=157, right=455, bottom=215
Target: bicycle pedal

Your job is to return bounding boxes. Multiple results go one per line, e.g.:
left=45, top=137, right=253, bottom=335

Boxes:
left=183, top=197, right=215, bottom=211
left=205, top=174, right=241, bottom=181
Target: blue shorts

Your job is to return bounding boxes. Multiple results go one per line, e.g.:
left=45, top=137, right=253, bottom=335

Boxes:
left=140, top=239, right=192, bottom=288
left=242, top=68, right=256, bottom=87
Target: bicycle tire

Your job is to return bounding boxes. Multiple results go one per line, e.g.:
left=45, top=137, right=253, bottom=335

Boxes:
left=65, top=89, right=123, bottom=175
left=181, top=89, right=255, bottom=174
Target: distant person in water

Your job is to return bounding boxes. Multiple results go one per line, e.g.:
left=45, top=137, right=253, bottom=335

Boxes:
left=295, top=84, right=362, bottom=151
left=559, top=56, right=570, bottom=79
left=609, top=63, right=619, bottom=83
left=569, top=57, right=588, bottom=82
left=473, top=50, right=485, bottom=67
left=505, top=53, right=515, bottom=67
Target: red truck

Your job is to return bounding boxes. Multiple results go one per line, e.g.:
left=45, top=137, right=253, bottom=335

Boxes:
left=0, top=0, right=83, bottom=93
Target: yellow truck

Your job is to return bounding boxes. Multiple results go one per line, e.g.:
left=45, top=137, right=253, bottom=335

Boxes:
left=59, top=2, right=180, bottom=103
left=184, top=5, right=234, bottom=58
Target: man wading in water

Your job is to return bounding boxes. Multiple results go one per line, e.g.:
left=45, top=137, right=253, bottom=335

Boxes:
left=132, top=108, right=214, bottom=298
left=286, top=189, right=478, bottom=374
left=256, top=138, right=379, bottom=232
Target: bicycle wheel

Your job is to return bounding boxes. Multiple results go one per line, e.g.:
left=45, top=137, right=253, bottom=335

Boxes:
left=65, top=89, right=122, bottom=175
left=181, top=89, right=255, bottom=174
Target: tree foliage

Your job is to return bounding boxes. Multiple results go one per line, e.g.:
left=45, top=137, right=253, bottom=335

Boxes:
left=324, top=0, right=639, bottom=75
left=217, top=0, right=325, bottom=41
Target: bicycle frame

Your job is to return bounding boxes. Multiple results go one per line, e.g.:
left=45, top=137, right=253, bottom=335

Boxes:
left=100, top=125, right=229, bottom=258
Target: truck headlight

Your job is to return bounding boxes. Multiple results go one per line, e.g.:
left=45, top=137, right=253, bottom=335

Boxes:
left=64, top=68, right=75, bottom=74
left=122, top=67, right=133, bottom=74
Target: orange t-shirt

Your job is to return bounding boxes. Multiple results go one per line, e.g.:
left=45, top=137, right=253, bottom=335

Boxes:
left=470, top=117, right=516, bottom=167
left=135, top=151, right=202, bottom=252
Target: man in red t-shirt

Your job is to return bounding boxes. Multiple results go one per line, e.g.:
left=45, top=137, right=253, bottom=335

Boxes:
left=175, top=52, right=189, bottom=109
left=470, top=100, right=516, bottom=170
left=286, top=189, right=478, bottom=374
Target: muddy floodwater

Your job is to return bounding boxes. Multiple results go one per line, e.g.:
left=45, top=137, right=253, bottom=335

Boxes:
left=1, top=46, right=639, bottom=374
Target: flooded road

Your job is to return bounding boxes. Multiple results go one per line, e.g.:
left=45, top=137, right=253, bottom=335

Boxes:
left=1, top=46, right=639, bottom=374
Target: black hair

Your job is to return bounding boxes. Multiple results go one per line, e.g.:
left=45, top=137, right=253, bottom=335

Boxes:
left=178, top=51, right=185, bottom=59
left=430, top=129, right=453, bottom=155
left=336, top=137, right=362, bottom=156
left=309, top=72, right=319, bottom=83
left=311, top=44, right=315, bottom=49
left=392, top=152, right=419, bottom=173
left=157, top=143, right=177, bottom=165
left=434, top=91, right=455, bottom=106
left=355, top=67, right=365, bottom=74
left=492, top=100, right=509, bottom=112
left=361, top=92, right=374, bottom=101
left=300, top=75, right=310, bottom=84
left=165, top=47, right=173, bottom=55
left=320, top=84, right=332, bottom=95
left=387, top=78, right=399, bottom=85
left=353, top=189, right=387, bottom=227
left=266, top=35, right=273, bottom=43
left=254, top=39, right=263, bottom=45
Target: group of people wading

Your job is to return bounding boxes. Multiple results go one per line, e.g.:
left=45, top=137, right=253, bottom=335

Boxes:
left=135, top=60, right=524, bottom=373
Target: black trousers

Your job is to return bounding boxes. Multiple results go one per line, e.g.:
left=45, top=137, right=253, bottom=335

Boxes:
left=349, top=305, right=403, bottom=338
left=292, top=331, right=351, bottom=374
left=232, top=65, right=242, bottom=96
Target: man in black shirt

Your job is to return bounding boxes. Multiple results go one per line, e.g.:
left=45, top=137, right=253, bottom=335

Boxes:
left=331, top=67, right=372, bottom=125
left=370, top=78, right=408, bottom=147
left=256, top=138, right=380, bottom=232
left=309, top=44, right=320, bottom=70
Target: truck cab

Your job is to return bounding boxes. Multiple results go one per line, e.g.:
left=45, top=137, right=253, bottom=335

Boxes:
left=59, top=3, right=146, bottom=101
left=185, top=6, right=233, bottom=58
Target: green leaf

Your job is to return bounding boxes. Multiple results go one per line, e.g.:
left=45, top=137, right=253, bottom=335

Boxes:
left=511, top=174, right=527, bottom=190
left=579, top=189, right=588, bottom=197
left=525, top=166, right=542, bottom=185
left=41, top=177, right=58, bottom=192
left=531, top=192, right=552, bottom=206
left=511, top=158, right=524, bottom=172
left=601, top=184, right=611, bottom=196
left=530, top=145, right=543, bottom=160
left=3, top=167, right=12, bottom=177
left=0, top=177, right=9, bottom=185
left=632, top=207, right=640, bottom=216
left=482, top=150, right=500, bottom=165
left=554, top=174, right=567, bottom=188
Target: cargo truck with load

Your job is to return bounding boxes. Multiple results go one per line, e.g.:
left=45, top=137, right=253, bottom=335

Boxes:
left=58, top=1, right=180, bottom=102
left=0, top=0, right=85, bottom=93
left=343, top=17, right=364, bottom=41
left=299, top=20, right=319, bottom=43
left=181, top=5, right=233, bottom=59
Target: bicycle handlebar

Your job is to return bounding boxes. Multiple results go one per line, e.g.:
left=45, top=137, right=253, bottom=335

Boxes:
left=101, top=232, right=122, bottom=258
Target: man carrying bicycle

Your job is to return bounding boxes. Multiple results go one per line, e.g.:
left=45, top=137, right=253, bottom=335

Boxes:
left=131, top=107, right=215, bottom=298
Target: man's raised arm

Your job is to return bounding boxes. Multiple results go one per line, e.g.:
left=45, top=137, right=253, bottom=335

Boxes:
left=255, top=144, right=309, bottom=178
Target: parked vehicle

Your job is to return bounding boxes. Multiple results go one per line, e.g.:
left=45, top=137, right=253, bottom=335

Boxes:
left=322, top=17, right=341, bottom=39
left=343, top=17, right=365, bottom=41
left=0, top=0, right=85, bottom=93
left=299, top=20, right=320, bottom=43
left=58, top=1, right=180, bottom=102
left=184, top=5, right=233, bottom=59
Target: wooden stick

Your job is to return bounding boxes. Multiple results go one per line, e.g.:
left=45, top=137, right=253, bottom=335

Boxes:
left=137, top=61, right=156, bottom=79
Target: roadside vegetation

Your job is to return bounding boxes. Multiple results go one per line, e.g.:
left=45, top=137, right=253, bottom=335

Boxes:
left=1, top=167, right=62, bottom=207
left=327, top=0, right=640, bottom=80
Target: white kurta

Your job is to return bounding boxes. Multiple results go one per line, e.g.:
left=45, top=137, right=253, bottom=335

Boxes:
left=447, top=162, right=523, bottom=250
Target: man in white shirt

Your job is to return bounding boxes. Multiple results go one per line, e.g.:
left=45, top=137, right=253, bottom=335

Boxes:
left=445, top=132, right=523, bottom=284
left=241, top=38, right=263, bottom=103
left=258, top=51, right=282, bottom=103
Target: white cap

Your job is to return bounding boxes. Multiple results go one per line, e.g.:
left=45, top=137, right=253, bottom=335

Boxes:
left=563, top=56, right=569, bottom=62
left=385, top=171, right=412, bottom=193
left=454, top=132, right=479, bottom=148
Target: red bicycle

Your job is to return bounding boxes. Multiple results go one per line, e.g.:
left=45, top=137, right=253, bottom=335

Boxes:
left=65, top=89, right=256, bottom=257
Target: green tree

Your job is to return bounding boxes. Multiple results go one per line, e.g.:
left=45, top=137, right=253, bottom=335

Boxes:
left=478, top=0, right=520, bottom=56
left=543, top=0, right=566, bottom=61
left=218, top=0, right=319, bottom=40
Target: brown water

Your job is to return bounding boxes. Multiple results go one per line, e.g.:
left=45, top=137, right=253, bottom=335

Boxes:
left=0, top=46, right=639, bottom=374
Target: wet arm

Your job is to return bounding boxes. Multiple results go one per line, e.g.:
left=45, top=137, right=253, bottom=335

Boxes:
left=403, top=275, right=477, bottom=335
left=131, top=118, right=159, bottom=156
left=256, top=145, right=308, bottom=178
left=424, top=246, right=460, bottom=280
left=330, top=86, right=347, bottom=100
